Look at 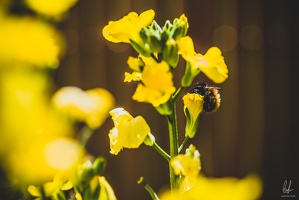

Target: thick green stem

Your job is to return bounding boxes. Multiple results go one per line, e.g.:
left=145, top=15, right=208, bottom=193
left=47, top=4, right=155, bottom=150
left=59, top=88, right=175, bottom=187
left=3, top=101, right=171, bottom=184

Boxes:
left=167, top=101, right=179, bottom=190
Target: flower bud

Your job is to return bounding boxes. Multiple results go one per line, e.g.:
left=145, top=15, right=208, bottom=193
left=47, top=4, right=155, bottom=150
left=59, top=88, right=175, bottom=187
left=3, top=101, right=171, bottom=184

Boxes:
left=92, top=157, right=106, bottom=176
left=162, top=38, right=179, bottom=67
left=130, top=38, right=151, bottom=57
left=183, top=93, right=204, bottom=138
left=143, top=133, right=155, bottom=146
left=172, top=14, right=189, bottom=40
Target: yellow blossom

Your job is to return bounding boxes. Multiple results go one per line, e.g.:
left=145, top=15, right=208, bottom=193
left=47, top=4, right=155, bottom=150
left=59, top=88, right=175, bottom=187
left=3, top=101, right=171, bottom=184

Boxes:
left=108, top=108, right=150, bottom=155
left=28, top=171, right=73, bottom=199
left=127, top=59, right=176, bottom=107
left=0, top=16, right=61, bottom=68
left=102, top=9, right=155, bottom=43
left=98, top=176, right=117, bottom=200
left=25, top=0, right=77, bottom=17
left=160, top=174, right=263, bottom=200
left=183, top=93, right=204, bottom=138
left=178, top=36, right=228, bottom=84
left=52, top=86, right=115, bottom=129
left=170, top=144, right=201, bottom=192
left=171, top=154, right=201, bottom=177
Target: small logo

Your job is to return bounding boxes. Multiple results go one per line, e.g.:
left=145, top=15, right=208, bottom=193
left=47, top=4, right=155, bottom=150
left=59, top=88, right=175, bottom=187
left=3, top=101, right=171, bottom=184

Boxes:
left=281, top=180, right=295, bottom=198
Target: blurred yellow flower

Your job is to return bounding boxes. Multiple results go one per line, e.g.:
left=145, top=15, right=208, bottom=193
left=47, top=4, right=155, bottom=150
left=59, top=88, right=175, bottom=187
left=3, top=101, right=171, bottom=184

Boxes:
left=25, top=0, right=77, bottom=17
left=108, top=108, right=150, bottom=155
left=178, top=36, right=228, bottom=84
left=74, top=176, right=117, bottom=200
left=0, top=16, right=61, bottom=68
left=28, top=170, right=73, bottom=199
left=160, top=174, right=262, bottom=200
left=52, top=86, right=115, bottom=129
left=170, top=144, right=201, bottom=192
left=171, top=154, right=201, bottom=178
left=125, top=58, right=176, bottom=107
left=98, top=176, right=117, bottom=200
left=102, top=9, right=155, bottom=43
left=183, top=93, right=204, bottom=138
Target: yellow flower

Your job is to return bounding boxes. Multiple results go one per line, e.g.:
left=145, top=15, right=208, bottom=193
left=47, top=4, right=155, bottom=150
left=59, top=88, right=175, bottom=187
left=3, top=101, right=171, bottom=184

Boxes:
left=183, top=93, right=204, bottom=138
left=102, top=9, right=155, bottom=43
left=171, top=154, right=201, bottom=177
left=108, top=108, right=150, bottom=155
left=98, top=176, right=117, bottom=200
left=75, top=176, right=117, bottom=200
left=160, top=174, right=263, bottom=200
left=170, top=144, right=201, bottom=192
left=178, top=36, right=228, bottom=84
left=0, top=16, right=61, bottom=68
left=25, top=0, right=77, bottom=17
left=28, top=171, right=73, bottom=199
left=125, top=57, right=176, bottom=107
left=52, top=86, right=115, bottom=129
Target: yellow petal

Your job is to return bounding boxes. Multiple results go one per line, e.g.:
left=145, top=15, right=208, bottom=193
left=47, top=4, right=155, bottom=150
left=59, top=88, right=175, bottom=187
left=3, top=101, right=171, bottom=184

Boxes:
left=118, top=116, right=150, bottom=148
left=170, top=154, right=201, bottom=177
left=102, top=9, right=155, bottom=43
left=109, top=108, right=133, bottom=126
left=132, top=84, right=175, bottom=107
left=198, top=47, right=228, bottom=84
left=98, top=176, right=117, bottom=200
left=27, top=185, right=41, bottom=197
left=177, top=36, right=197, bottom=61
left=137, top=9, right=155, bottom=28
left=124, top=72, right=142, bottom=82
left=25, top=0, right=77, bottom=16
left=108, top=127, right=123, bottom=155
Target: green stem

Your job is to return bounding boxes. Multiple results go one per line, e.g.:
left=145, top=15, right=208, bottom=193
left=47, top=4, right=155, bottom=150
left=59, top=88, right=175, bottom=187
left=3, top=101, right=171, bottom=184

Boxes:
left=78, top=126, right=94, bottom=147
left=172, top=87, right=185, bottom=100
left=167, top=101, right=179, bottom=190
left=153, top=142, right=171, bottom=161
left=138, top=177, right=160, bottom=200
left=178, top=136, right=189, bottom=153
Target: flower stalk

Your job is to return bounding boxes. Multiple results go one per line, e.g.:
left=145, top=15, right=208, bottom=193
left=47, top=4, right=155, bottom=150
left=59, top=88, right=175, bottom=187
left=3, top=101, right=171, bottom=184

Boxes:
left=153, top=142, right=171, bottom=161
left=167, top=100, right=179, bottom=190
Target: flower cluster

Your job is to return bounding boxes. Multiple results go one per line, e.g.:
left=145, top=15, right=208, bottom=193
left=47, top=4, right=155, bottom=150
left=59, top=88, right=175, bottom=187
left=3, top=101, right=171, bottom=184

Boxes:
left=103, top=9, right=228, bottom=154
left=101, top=9, right=260, bottom=200
left=102, top=8, right=262, bottom=200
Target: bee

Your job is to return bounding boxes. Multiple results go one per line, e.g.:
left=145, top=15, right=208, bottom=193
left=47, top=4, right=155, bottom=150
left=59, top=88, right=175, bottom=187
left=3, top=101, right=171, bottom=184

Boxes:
left=189, top=82, right=221, bottom=113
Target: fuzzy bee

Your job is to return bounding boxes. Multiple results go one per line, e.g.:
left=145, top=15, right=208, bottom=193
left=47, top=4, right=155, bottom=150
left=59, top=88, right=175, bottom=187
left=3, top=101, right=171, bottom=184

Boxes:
left=189, top=82, right=221, bottom=113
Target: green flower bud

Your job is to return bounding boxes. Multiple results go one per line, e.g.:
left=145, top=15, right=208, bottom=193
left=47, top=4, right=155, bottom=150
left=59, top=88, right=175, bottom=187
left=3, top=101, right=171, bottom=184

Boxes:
left=162, top=38, right=179, bottom=67
left=148, top=34, right=162, bottom=52
left=150, top=20, right=163, bottom=32
left=92, top=157, right=106, bottom=176
left=77, top=161, right=94, bottom=183
left=130, top=38, right=151, bottom=57
left=140, top=22, right=162, bottom=53
left=144, top=133, right=155, bottom=146
left=140, top=28, right=150, bottom=43
left=172, top=14, right=189, bottom=40
left=161, top=20, right=173, bottom=41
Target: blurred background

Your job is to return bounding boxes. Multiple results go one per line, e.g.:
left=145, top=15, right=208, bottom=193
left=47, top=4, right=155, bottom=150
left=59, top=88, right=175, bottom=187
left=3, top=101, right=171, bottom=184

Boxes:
left=1, top=0, right=297, bottom=199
